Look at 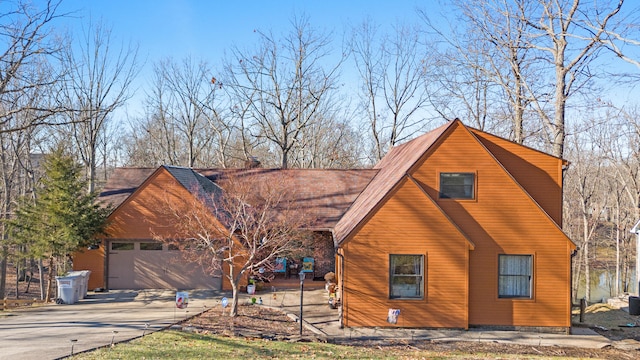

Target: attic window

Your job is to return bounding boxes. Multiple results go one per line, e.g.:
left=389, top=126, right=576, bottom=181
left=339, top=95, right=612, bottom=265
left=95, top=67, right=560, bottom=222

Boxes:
left=439, top=173, right=474, bottom=199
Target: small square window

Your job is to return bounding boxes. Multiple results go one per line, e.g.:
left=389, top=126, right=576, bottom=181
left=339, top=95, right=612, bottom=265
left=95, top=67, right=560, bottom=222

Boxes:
left=498, top=254, right=532, bottom=298
left=440, top=173, right=474, bottom=199
left=389, top=254, right=424, bottom=299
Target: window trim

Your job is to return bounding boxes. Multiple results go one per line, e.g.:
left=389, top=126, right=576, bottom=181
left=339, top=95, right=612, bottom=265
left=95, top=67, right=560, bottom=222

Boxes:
left=438, top=172, right=476, bottom=200
left=389, top=254, right=425, bottom=300
left=498, top=254, right=533, bottom=299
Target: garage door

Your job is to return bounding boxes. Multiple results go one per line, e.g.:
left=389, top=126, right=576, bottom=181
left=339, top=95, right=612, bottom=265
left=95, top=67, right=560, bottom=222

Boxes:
left=108, top=241, right=221, bottom=290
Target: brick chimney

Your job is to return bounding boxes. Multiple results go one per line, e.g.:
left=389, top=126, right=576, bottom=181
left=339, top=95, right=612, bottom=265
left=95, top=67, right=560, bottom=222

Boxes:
left=244, top=156, right=261, bottom=168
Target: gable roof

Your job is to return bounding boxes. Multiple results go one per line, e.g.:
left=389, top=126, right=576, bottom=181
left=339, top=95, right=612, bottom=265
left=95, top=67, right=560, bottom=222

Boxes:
left=99, top=120, right=571, bottom=247
left=333, top=120, right=457, bottom=244
left=99, top=167, right=377, bottom=231
left=333, top=119, right=574, bottom=248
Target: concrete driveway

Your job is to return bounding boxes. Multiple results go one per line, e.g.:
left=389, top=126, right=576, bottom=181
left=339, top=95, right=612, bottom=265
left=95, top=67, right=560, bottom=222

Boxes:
left=0, top=289, right=220, bottom=360
left=1, top=287, right=624, bottom=359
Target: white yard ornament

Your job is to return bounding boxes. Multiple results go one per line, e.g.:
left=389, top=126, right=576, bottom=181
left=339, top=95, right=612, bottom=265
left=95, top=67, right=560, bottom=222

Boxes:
left=631, top=220, right=640, bottom=296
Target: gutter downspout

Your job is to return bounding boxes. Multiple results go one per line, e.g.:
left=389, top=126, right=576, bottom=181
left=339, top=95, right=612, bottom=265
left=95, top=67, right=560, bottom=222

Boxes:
left=332, top=229, right=344, bottom=329
left=562, top=160, right=575, bottom=323
left=336, top=251, right=344, bottom=329
left=104, top=239, right=110, bottom=291
left=631, top=220, right=640, bottom=296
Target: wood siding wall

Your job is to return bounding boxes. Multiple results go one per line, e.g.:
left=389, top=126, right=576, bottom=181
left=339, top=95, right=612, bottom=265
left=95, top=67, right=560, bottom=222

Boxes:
left=342, top=178, right=471, bottom=328
left=74, top=168, right=221, bottom=290
left=470, top=130, right=564, bottom=226
left=72, top=245, right=105, bottom=290
left=409, top=123, right=573, bottom=328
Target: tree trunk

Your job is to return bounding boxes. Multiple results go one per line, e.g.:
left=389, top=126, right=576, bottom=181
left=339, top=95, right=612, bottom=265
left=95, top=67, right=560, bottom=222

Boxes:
left=88, top=147, right=96, bottom=194
left=45, top=257, right=55, bottom=303
left=38, top=259, right=44, bottom=301
left=15, top=263, right=19, bottom=299
left=583, top=214, right=590, bottom=302
left=572, top=246, right=583, bottom=303
left=25, top=265, right=33, bottom=294
left=615, top=202, right=620, bottom=296
left=552, top=65, right=566, bottom=158
left=0, top=245, right=6, bottom=298
left=230, top=286, right=239, bottom=317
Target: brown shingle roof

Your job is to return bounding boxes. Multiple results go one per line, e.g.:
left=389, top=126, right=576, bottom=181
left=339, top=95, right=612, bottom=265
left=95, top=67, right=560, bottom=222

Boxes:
left=99, top=167, right=377, bottom=231
left=99, top=167, right=156, bottom=209
left=99, top=121, right=458, bottom=238
left=332, top=120, right=457, bottom=244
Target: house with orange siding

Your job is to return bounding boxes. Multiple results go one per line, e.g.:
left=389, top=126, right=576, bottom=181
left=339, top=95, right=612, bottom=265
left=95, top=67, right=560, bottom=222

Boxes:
left=333, top=119, right=575, bottom=331
left=74, top=166, right=374, bottom=290
left=74, top=119, right=575, bottom=332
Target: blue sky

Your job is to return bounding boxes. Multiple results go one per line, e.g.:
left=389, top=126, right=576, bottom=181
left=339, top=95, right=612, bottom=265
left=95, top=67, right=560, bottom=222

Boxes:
left=72, top=0, right=427, bottom=59
left=55, top=0, right=434, bottom=117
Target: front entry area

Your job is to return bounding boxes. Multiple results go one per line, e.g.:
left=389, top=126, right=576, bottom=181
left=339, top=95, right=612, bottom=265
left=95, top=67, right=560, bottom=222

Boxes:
left=107, top=240, right=221, bottom=290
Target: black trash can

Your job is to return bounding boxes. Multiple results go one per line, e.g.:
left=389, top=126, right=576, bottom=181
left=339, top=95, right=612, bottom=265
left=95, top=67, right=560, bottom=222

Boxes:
left=629, top=296, right=640, bottom=316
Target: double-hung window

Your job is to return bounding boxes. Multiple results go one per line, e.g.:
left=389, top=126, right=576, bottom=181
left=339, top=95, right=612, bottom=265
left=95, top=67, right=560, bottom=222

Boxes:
left=389, top=254, right=424, bottom=299
left=498, top=254, right=532, bottom=298
left=440, top=173, right=475, bottom=199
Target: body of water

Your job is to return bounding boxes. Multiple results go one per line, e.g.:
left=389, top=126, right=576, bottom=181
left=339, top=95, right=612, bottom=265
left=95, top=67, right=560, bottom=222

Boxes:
left=575, top=268, right=637, bottom=303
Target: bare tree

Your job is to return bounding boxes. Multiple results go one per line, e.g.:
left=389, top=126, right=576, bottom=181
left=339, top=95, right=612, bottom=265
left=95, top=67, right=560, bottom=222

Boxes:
left=157, top=57, right=221, bottom=167
left=523, top=0, right=624, bottom=158
left=599, top=106, right=640, bottom=294
left=291, top=113, right=364, bottom=169
left=0, top=0, right=68, bottom=135
left=424, top=0, right=631, bottom=158
left=0, top=0, right=64, bottom=297
left=604, top=173, right=631, bottom=296
left=0, top=117, right=37, bottom=298
left=158, top=171, right=312, bottom=316
left=447, top=0, right=540, bottom=143
left=60, top=19, right=139, bottom=193
left=125, top=71, right=180, bottom=167
left=564, top=130, right=608, bottom=302
left=427, top=42, right=498, bottom=133
left=351, top=20, right=433, bottom=161
left=222, top=15, right=343, bottom=168
left=126, top=57, right=229, bottom=168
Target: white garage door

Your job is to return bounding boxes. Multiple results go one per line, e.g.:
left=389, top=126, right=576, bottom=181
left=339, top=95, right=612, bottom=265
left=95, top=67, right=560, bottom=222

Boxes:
left=108, top=241, right=221, bottom=290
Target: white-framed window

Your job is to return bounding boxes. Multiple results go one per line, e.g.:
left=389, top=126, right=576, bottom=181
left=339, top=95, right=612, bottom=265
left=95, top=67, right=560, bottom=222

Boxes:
left=389, top=254, right=424, bottom=299
left=439, top=173, right=475, bottom=199
left=498, top=254, right=532, bottom=298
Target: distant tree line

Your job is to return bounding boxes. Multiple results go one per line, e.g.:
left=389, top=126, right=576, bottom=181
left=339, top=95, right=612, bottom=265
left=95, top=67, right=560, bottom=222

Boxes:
left=1, top=0, right=639, bottom=301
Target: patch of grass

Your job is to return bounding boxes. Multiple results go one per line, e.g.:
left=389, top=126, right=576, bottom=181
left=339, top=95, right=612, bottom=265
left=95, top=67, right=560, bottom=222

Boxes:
left=72, top=331, right=393, bottom=359
left=72, top=330, right=582, bottom=360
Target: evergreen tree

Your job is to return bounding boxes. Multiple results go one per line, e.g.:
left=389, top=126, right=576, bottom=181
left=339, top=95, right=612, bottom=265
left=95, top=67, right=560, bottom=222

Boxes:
left=7, top=147, right=110, bottom=302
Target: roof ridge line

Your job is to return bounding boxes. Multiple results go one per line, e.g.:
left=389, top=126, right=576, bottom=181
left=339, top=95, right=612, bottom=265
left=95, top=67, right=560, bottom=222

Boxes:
left=335, top=120, right=460, bottom=245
